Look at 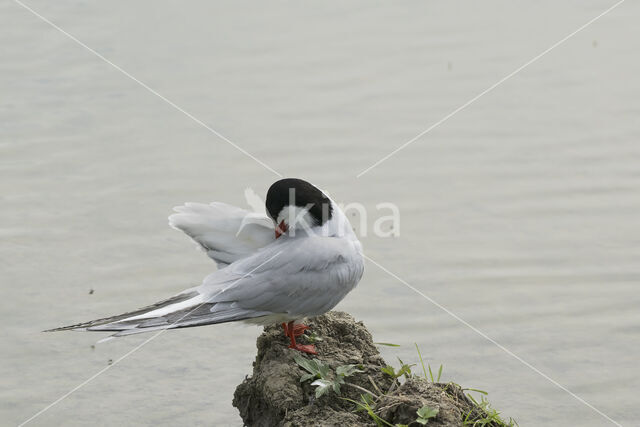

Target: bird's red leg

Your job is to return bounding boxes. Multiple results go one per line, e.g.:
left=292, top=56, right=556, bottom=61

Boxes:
left=291, top=323, right=309, bottom=337
left=282, top=321, right=308, bottom=337
left=285, top=320, right=317, bottom=354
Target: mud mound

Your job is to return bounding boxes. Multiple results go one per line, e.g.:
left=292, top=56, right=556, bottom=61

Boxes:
left=233, top=311, right=511, bottom=427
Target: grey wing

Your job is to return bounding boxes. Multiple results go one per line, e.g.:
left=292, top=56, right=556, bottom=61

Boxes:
left=46, top=237, right=363, bottom=338
left=208, top=237, right=365, bottom=318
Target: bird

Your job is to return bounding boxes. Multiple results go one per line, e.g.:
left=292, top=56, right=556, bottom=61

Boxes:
left=47, top=178, right=365, bottom=354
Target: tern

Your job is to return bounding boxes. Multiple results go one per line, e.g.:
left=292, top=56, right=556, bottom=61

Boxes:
left=48, top=178, right=364, bottom=354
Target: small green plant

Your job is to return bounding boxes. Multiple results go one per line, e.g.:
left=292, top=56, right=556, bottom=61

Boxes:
left=294, top=354, right=364, bottom=398
left=294, top=355, right=330, bottom=383
left=295, top=346, right=516, bottom=427
left=463, top=394, right=518, bottom=427
left=306, top=331, right=324, bottom=343
left=381, top=357, right=415, bottom=380
left=416, top=405, right=439, bottom=424
left=343, top=394, right=394, bottom=427
left=415, top=343, right=442, bottom=383
left=464, top=388, right=488, bottom=395
left=374, top=342, right=401, bottom=347
left=345, top=395, right=439, bottom=427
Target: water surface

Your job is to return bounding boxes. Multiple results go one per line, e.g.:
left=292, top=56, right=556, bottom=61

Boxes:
left=1, top=1, right=639, bottom=426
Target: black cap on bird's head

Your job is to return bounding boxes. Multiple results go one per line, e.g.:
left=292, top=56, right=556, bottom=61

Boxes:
left=266, top=178, right=333, bottom=237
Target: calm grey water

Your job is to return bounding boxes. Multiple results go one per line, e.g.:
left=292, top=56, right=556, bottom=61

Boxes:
left=2, top=1, right=639, bottom=426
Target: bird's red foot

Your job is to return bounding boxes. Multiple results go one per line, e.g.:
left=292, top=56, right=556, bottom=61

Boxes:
left=282, top=321, right=317, bottom=354
left=288, top=343, right=317, bottom=355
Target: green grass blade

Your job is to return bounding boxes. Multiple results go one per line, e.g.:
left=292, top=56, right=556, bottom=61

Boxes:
left=415, top=343, right=428, bottom=380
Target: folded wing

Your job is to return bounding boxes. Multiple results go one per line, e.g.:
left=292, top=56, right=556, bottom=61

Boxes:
left=46, top=237, right=363, bottom=338
left=208, top=236, right=364, bottom=318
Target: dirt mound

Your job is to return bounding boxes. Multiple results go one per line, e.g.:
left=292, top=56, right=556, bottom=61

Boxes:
left=233, top=311, right=512, bottom=427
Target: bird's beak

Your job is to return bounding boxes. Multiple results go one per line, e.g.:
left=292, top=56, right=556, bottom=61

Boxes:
left=275, top=220, right=288, bottom=239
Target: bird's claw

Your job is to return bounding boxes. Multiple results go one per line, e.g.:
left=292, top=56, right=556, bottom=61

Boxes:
left=288, top=343, right=317, bottom=355
left=283, top=321, right=316, bottom=354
